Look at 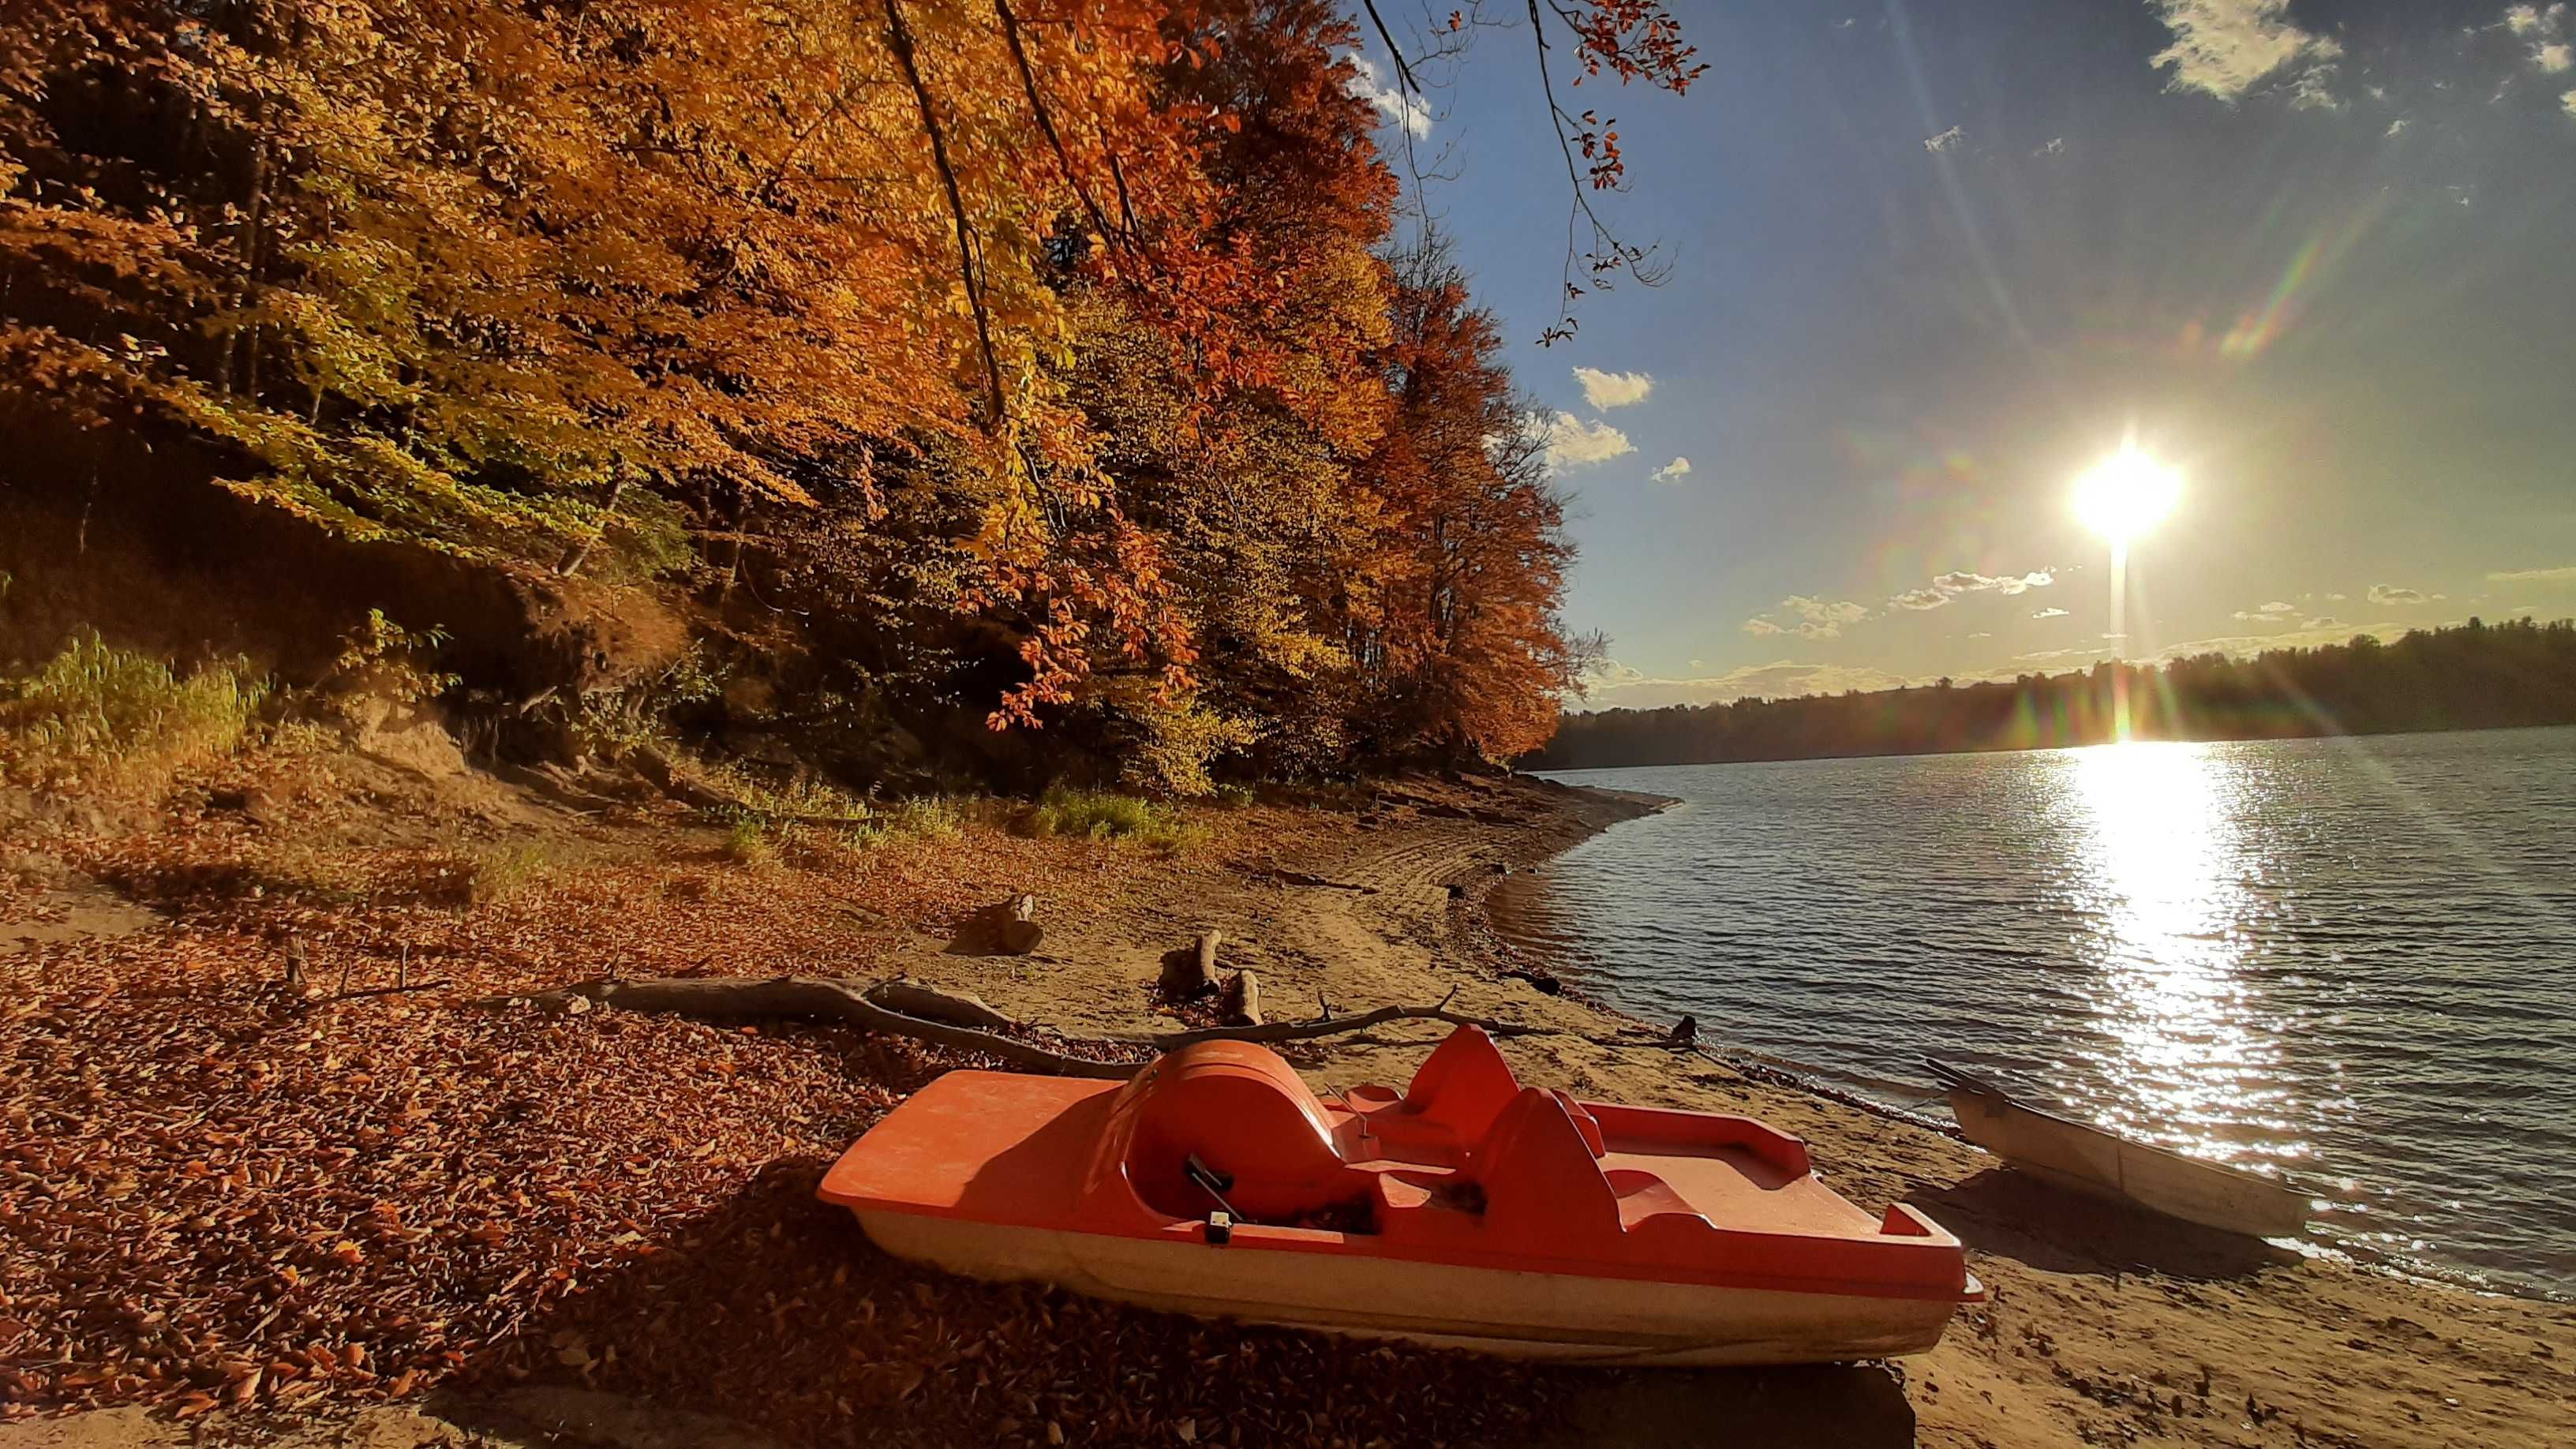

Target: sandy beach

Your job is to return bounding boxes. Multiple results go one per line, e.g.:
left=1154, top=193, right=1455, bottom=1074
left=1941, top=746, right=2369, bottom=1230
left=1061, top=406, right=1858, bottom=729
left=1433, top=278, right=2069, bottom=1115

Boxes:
left=4, top=767, right=2570, bottom=1447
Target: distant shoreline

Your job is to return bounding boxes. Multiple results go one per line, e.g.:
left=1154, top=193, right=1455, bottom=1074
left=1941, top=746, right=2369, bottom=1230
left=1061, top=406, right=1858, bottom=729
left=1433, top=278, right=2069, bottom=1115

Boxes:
left=1532, top=616, right=2576, bottom=773
left=1531, top=716, right=2576, bottom=774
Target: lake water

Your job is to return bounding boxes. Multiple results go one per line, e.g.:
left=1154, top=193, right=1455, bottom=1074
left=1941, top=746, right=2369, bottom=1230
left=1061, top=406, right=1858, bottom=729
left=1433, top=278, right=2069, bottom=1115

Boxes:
left=1506, top=727, right=2576, bottom=1298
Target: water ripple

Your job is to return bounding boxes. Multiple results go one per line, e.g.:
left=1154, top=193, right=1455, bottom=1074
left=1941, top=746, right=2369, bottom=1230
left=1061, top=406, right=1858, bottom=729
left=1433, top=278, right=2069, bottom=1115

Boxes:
left=1507, top=727, right=2576, bottom=1299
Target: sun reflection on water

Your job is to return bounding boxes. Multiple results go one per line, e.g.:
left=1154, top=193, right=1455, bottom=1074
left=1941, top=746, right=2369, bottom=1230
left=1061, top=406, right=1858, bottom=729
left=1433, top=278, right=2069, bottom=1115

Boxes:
left=2066, top=741, right=2300, bottom=1167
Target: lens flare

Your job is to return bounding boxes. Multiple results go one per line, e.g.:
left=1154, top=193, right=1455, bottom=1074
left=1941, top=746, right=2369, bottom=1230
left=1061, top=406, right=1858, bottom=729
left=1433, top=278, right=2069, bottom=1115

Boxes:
left=2073, top=447, right=2183, bottom=545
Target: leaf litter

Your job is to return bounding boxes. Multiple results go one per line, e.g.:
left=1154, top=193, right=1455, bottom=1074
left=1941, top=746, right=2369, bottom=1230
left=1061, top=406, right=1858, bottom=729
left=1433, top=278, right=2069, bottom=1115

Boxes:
left=2, top=797, right=1573, bottom=1445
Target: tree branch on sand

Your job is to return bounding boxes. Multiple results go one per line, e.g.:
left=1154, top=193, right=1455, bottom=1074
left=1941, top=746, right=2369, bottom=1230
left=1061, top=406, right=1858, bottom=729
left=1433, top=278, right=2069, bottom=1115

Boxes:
left=479, top=975, right=1551, bottom=1078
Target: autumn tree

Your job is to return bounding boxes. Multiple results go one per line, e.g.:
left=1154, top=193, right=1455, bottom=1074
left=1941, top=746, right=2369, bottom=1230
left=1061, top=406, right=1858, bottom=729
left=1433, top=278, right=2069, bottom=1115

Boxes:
left=2, top=0, right=1683, bottom=789
left=1340, top=237, right=1588, bottom=764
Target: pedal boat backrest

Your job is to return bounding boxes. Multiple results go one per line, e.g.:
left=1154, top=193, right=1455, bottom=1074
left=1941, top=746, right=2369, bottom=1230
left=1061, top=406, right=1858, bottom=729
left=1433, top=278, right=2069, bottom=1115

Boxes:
left=1061, top=1026, right=1976, bottom=1302
left=1091, top=1039, right=1375, bottom=1222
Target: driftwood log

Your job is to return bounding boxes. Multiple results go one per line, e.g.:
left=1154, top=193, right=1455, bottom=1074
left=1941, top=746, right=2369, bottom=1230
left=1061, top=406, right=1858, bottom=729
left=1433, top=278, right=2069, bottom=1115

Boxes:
left=506, top=975, right=1136, bottom=1079
left=486, top=974, right=1546, bottom=1076
left=949, top=894, right=1043, bottom=956
left=1159, top=930, right=1221, bottom=998
left=867, top=979, right=1015, bottom=1031
left=1220, top=969, right=1264, bottom=1028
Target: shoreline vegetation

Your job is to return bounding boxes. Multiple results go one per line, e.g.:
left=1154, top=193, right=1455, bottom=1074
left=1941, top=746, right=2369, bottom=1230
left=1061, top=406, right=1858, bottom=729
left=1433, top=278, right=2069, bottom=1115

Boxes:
left=6, top=740, right=2571, bottom=1447
left=1533, top=616, right=2576, bottom=771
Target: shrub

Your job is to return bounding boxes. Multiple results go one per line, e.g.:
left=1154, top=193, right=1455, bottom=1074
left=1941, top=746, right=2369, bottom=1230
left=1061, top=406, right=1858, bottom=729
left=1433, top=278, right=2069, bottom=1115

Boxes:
left=0, top=631, right=266, bottom=795
left=1024, top=786, right=1200, bottom=852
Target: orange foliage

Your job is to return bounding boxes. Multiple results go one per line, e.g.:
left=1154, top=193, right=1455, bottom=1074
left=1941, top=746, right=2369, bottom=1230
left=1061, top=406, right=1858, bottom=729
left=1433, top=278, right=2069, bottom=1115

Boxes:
left=0, top=0, right=1683, bottom=783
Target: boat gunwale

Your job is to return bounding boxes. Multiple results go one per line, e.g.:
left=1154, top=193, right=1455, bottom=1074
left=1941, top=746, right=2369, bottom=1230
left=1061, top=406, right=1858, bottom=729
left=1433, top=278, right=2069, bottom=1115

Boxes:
left=822, top=1192, right=1982, bottom=1305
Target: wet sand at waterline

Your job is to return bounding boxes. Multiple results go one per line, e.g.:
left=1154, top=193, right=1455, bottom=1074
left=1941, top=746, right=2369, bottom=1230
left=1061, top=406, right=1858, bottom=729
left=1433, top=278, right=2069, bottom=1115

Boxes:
left=5, top=772, right=2570, bottom=1447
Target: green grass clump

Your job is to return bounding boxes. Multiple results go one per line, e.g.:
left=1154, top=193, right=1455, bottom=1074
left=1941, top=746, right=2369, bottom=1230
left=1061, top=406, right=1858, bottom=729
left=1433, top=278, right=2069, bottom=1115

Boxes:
left=722, top=817, right=779, bottom=871
left=461, top=839, right=564, bottom=904
left=700, top=766, right=873, bottom=826
left=1024, top=786, right=1200, bottom=852
left=0, top=631, right=266, bottom=795
left=877, top=795, right=966, bottom=841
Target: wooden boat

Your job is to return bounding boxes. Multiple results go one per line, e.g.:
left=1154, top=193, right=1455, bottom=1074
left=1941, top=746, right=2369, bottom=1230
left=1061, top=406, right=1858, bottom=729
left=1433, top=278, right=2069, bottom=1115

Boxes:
left=1927, top=1059, right=2310, bottom=1239
left=818, top=1026, right=1983, bottom=1366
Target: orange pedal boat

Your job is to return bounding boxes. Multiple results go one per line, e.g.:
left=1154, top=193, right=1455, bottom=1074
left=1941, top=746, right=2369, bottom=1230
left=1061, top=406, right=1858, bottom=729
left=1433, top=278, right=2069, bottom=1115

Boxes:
left=819, top=1026, right=1981, bottom=1365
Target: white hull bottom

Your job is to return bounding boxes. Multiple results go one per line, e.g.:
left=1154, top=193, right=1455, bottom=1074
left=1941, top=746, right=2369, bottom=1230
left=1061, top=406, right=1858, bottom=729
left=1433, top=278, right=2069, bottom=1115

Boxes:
left=1946, top=1088, right=2310, bottom=1240
left=858, top=1213, right=1957, bottom=1366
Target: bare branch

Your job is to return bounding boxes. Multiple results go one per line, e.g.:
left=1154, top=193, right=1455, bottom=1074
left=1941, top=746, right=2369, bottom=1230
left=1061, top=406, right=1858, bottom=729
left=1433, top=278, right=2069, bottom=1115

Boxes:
left=884, top=0, right=1008, bottom=432
left=1359, top=0, right=1428, bottom=95
left=991, top=0, right=1123, bottom=249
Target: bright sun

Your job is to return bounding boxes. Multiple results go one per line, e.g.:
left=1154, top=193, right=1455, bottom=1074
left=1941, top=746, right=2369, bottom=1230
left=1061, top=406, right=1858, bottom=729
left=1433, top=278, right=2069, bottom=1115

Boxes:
left=2072, top=446, right=2184, bottom=545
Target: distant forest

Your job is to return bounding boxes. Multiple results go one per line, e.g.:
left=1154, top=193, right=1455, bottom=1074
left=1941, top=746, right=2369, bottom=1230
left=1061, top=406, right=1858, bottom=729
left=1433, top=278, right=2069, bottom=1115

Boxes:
left=1527, top=617, right=2576, bottom=771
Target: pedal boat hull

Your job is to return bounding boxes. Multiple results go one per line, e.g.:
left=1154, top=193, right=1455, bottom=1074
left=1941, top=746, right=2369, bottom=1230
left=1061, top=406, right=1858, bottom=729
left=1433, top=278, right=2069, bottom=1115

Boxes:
left=823, top=1028, right=1981, bottom=1365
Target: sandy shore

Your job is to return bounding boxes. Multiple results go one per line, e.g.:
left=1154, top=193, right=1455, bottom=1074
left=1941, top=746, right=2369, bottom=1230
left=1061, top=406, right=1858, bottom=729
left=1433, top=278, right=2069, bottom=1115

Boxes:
left=928, top=774, right=2576, bottom=1448
left=4, top=768, right=2570, bottom=1447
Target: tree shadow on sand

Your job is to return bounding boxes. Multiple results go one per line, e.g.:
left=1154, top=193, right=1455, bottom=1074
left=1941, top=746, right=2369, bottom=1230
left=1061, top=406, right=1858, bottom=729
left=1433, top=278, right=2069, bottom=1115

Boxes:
left=460, top=1159, right=1915, bottom=1448
left=1909, top=1168, right=2303, bottom=1282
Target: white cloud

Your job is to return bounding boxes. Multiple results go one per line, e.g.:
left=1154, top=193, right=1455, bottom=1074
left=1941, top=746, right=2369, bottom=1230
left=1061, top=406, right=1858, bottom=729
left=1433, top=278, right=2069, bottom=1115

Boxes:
left=1783, top=596, right=1871, bottom=626
left=2325, top=591, right=2349, bottom=601
left=2302, top=615, right=2341, bottom=628
left=2287, top=56, right=2344, bottom=110
left=2366, top=583, right=2444, bottom=605
left=1923, top=125, right=1964, bottom=153
left=2147, top=2, right=2342, bottom=106
left=2562, top=87, right=2576, bottom=115
left=2507, top=5, right=2576, bottom=72
left=1539, top=411, right=1634, bottom=470
left=1743, top=596, right=1872, bottom=642
left=1968, top=631, right=1993, bottom=638
left=2013, top=644, right=2118, bottom=664
left=1578, top=658, right=1911, bottom=710
left=2230, top=599, right=2297, bottom=621
left=2488, top=564, right=2576, bottom=584
left=1345, top=56, right=1432, bottom=138
left=1929, top=569, right=2054, bottom=597
left=1889, top=587, right=1953, bottom=611
left=1649, top=456, right=1691, bottom=484
left=2385, top=117, right=2410, bottom=136
left=1571, top=367, right=1655, bottom=410
left=2032, top=606, right=2071, bottom=620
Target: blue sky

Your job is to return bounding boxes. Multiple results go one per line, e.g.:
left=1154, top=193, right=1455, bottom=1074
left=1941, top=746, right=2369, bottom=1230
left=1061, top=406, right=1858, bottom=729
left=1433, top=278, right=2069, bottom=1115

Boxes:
left=1348, top=2, right=2576, bottom=710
